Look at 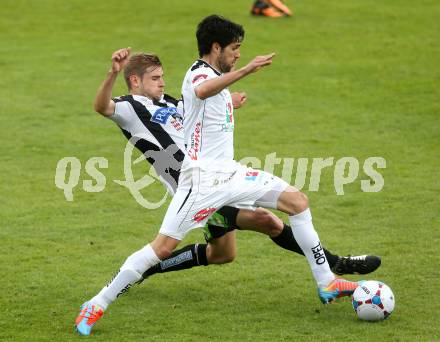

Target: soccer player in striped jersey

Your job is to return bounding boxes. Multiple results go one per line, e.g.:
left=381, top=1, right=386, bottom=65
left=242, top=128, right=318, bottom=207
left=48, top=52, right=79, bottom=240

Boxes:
left=74, top=45, right=380, bottom=335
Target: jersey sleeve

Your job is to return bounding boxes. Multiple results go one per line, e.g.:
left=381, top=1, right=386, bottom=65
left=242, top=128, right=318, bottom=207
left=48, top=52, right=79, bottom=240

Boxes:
left=188, top=66, right=218, bottom=92
left=108, top=100, right=134, bottom=126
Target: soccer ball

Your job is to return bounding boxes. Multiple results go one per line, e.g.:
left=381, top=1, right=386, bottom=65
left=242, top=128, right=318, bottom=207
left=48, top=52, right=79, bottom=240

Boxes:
left=352, top=280, right=395, bottom=321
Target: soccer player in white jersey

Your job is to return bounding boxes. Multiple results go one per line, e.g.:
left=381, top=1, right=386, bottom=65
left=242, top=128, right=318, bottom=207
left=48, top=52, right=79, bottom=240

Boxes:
left=176, top=15, right=362, bottom=302
left=74, top=42, right=379, bottom=335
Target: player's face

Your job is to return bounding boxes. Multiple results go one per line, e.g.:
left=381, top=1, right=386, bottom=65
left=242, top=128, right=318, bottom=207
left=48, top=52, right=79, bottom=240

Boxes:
left=218, top=41, right=241, bottom=73
left=139, top=66, right=165, bottom=101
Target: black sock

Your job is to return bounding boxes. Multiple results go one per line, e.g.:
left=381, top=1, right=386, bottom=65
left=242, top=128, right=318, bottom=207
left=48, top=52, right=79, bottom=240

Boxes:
left=141, top=244, right=208, bottom=279
left=271, top=224, right=340, bottom=268
left=323, top=248, right=339, bottom=268
left=271, top=224, right=304, bottom=255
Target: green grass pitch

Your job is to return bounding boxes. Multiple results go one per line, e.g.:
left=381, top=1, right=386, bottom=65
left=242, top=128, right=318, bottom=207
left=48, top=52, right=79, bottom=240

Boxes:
left=1, top=0, right=439, bottom=340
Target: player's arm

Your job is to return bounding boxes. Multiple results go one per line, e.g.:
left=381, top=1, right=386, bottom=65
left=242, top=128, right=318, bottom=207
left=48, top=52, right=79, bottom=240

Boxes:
left=195, top=53, right=275, bottom=100
left=94, top=48, right=131, bottom=117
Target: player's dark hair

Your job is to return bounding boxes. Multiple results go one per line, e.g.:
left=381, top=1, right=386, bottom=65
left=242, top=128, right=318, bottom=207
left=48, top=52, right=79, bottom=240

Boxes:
left=124, top=53, right=162, bottom=90
left=196, top=15, right=245, bottom=57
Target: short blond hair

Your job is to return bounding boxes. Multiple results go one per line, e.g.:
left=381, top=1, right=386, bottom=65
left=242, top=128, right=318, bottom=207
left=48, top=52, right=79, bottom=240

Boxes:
left=123, top=53, right=162, bottom=90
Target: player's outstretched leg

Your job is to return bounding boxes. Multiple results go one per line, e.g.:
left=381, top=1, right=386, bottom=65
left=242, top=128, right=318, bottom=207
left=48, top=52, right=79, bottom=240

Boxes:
left=140, top=243, right=208, bottom=281
left=270, top=225, right=381, bottom=275
left=75, top=235, right=179, bottom=335
left=269, top=225, right=381, bottom=275
left=234, top=208, right=381, bottom=275
left=140, top=230, right=238, bottom=282
left=138, top=210, right=381, bottom=282
left=275, top=186, right=363, bottom=303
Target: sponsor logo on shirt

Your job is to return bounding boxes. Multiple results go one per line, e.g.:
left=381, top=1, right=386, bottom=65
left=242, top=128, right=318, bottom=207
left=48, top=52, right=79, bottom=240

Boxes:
left=170, top=117, right=183, bottom=131
left=151, top=107, right=179, bottom=125
left=226, top=102, right=233, bottom=123
left=245, top=171, right=259, bottom=181
left=188, top=121, right=202, bottom=160
left=192, top=74, right=208, bottom=84
left=222, top=102, right=234, bottom=132
left=193, top=207, right=217, bottom=222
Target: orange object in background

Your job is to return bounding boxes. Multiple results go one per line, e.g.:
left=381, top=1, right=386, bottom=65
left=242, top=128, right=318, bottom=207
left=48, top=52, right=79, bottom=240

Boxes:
left=251, top=0, right=292, bottom=17
left=267, top=0, right=292, bottom=16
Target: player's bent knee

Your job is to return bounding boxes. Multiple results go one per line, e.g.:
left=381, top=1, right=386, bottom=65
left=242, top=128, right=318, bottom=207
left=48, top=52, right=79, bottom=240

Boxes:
left=279, top=187, right=310, bottom=215
left=295, top=192, right=309, bottom=212
left=281, top=191, right=310, bottom=215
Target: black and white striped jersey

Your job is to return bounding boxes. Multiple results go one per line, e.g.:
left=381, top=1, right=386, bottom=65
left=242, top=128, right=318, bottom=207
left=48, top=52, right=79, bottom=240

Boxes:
left=109, top=94, right=185, bottom=193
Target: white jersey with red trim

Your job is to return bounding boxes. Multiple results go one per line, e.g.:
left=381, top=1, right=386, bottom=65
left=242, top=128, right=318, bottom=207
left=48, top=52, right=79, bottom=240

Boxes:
left=181, top=60, right=234, bottom=170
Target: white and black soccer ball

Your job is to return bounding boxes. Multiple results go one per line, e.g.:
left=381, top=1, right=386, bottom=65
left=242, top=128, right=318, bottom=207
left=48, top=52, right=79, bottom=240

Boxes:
left=352, top=280, right=395, bottom=321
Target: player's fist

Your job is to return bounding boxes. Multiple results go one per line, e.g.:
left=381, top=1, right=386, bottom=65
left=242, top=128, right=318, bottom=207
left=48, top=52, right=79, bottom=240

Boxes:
left=231, top=92, right=247, bottom=109
left=111, top=47, right=131, bottom=73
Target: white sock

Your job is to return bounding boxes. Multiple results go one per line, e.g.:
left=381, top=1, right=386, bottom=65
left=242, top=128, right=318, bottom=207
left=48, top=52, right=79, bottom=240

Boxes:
left=289, top=209, right=335, bottom=287
left=91, top=244, right=161, bottom=310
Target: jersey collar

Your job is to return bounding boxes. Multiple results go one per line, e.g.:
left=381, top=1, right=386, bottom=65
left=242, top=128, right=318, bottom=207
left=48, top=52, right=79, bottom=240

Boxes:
left=196, top=59, right=221, bottom=76
left=132, top=94, right=166, bottom=106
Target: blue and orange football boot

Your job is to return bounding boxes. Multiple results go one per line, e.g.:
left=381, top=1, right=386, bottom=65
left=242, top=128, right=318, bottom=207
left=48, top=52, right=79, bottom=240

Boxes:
left=318, top=278, right=361, bottom=304
left=75, top=302, right=104, bottom=335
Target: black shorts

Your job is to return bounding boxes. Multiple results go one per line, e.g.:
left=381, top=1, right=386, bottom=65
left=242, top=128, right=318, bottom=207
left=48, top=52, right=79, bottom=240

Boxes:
left=202, top=206, right=240, bottom=242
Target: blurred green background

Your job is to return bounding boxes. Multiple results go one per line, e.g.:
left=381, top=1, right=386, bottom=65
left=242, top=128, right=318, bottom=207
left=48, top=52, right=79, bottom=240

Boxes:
left=1, top=0, right=439, bottom=340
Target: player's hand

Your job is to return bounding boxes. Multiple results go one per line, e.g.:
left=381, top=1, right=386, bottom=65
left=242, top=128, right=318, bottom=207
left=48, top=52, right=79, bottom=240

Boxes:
left=243, top=53, right=275, bottom=74
left=231, top=92, right=247, bottom=109
left=111, top=47, right=131, bottom=73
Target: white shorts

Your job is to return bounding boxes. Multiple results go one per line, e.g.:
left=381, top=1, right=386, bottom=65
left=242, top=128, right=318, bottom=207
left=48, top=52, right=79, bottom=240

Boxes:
left=159, top=161, right=289, bottom=240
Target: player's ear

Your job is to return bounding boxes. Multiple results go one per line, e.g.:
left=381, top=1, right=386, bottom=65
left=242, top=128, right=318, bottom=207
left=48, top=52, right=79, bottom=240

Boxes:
left=212, top=42, right=221, bottom=55
left=129, top=74, right=139, bottom=89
